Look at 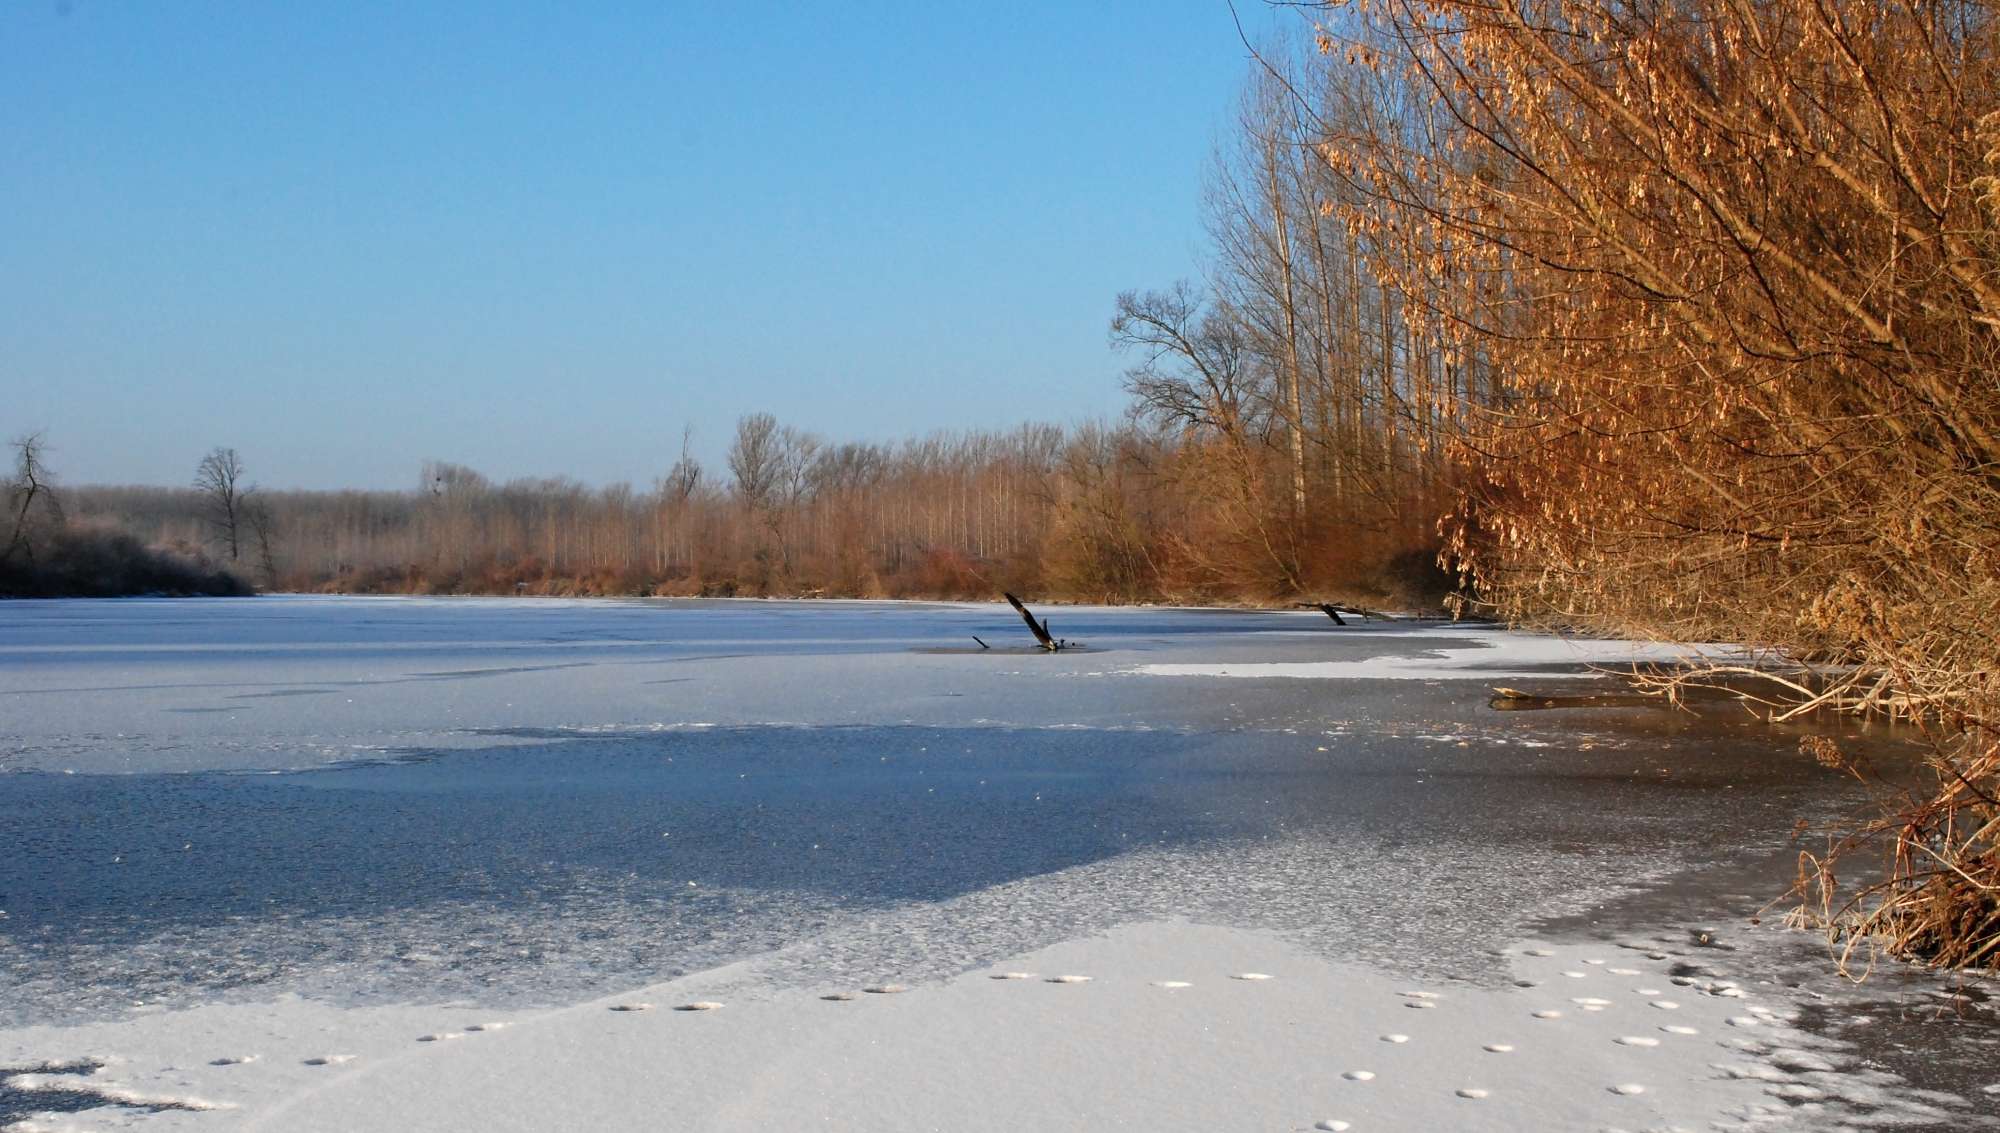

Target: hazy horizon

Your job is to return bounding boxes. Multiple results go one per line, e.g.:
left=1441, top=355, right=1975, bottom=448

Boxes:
left=4, top=2, right=1278, bottom=491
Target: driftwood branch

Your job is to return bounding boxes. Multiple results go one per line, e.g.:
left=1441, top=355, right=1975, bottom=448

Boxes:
left=1296, top=601, right=1390, bottom=623
left=1003, top=592, right=1064, bottom=651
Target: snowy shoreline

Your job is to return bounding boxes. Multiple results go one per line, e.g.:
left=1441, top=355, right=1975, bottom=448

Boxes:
left=4, top=918, right=1982, bottom=1132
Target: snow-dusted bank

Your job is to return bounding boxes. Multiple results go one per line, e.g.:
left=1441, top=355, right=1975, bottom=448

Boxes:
left=2, top=597, right=1993, bottom=1130
left=2, top=920, right=1977, bottom=1132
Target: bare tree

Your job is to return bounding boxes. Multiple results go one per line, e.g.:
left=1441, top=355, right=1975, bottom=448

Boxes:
left=194, top=447, right=249, bottom=561
left=421, top=460, right=490, bottom=499
left=244, top=495, right=278, bottom=589
left=727, top=413, right=782, bottom=511
left=664, top=425, right=702, bottom=502
left=2, top=432, right=62, bottom=568
left=775, top=425, right=821, bottom=509
left=1112, top=283, right=1254, bottom=437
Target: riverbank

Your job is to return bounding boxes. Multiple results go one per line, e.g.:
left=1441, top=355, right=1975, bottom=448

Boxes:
left=9, top=915, right=1988, bottom=1132
left=7, top=904, right=1993, bottom=1131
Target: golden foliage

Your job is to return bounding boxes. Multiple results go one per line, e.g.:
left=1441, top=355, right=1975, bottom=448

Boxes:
left=1318, top=0, right=2000, bottom=968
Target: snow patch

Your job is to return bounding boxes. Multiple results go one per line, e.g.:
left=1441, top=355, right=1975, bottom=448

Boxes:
left=1126, top=627, right=1728, bottom=681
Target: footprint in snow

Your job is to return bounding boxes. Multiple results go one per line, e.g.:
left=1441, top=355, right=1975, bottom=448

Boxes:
left=1522, top=948, right=1554, bottom=957
left=1456, top=1087, right=1490, bottom=1099
left=466, top=1022, right=508, bottom=1032
left=821, top=992, right=857, bottom=1002
left=1562, top=971, right=1589, bottom=979
left=1649, top=1000, right=1680, bottom=1010
left=862, top=984, right=909, bottom=995
left=1771, top=1083, right=1825, bottom=1102
left=990, top=972, right=1036, bottom=981
left=1381, top=1034, right=1410, bottom=1044
left=1342, top=1070, right=1375, bottom=1082
left=1614, top=1036, right=1660, bottom=1047
left=1315, top=1121, right=1352, bottom=1131
left=1609, top=968, right=1642, bottom=976
left=417, top=1032, right=464, bottom=1042
left=607, top=1004, right=652, bottom=1013
left=1609, top=1083, right=1648, bottom=1095
left=208, top=1055, right=258, bottom=1066
left=1045, top=975, right=1092, bottom=984
left=1153, top=981, right=1193, bottom=989
left=1532, top=1009, right=1563, bottom=1019
left=1767, top=1049, right=1836, bottom=1073
left=674, top=1002, right=724, bottom=1012
left=1660, top=1025, right=1699, bottom=1035
left=303, top=1055, right=356, bottom=1066
left=1483, top=1044, right=1513, bottom=1053
left=1231, top=973, right=1273, bottom=981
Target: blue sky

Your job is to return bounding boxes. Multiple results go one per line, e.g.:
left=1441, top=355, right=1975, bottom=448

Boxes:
left=2, top=1, right=1287, bottom=490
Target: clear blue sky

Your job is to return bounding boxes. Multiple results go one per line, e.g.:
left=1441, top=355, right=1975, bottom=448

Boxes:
left=3, top=1, right=1286, bottom=490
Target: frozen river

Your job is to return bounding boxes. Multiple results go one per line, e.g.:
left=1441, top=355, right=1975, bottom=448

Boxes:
left=1, top=597, right=1993, bottom=1129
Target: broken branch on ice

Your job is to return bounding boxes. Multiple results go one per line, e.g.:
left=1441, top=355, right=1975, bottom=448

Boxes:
left=1003, top=592, right=1076, bottom=652
left=1295, top=601, right=1389, bottom=624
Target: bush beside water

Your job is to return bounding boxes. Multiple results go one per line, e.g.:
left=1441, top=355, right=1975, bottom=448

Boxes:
left=0, top=525, right=251, bottom=598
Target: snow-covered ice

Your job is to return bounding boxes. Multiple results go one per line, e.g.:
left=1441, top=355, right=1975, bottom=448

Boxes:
left=1, top=597, right=1991, bottom=1130
left=1127, top=626, right=1738, bottom=681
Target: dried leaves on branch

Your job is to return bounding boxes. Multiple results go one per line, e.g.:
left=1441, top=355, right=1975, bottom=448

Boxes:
left=1308, top=0, right=1998, bottom=968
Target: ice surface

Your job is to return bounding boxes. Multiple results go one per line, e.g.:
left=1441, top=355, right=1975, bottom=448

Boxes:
left=0, top=597, right=1486, bottom=775
left=0, top=597, right=1989, bottom=1131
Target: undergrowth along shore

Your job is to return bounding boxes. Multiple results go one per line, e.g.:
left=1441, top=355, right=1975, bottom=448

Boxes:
left=1585, top=659, right=1999, bottom=978
left=0, top=525, right=249, bottom=599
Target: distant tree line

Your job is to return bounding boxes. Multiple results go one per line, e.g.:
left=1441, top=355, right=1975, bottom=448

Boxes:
left=40, top=413, right=1454, bottom=607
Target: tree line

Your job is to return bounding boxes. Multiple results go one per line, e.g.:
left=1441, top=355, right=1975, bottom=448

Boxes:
left=20, top=414, right=1451, bottom=606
